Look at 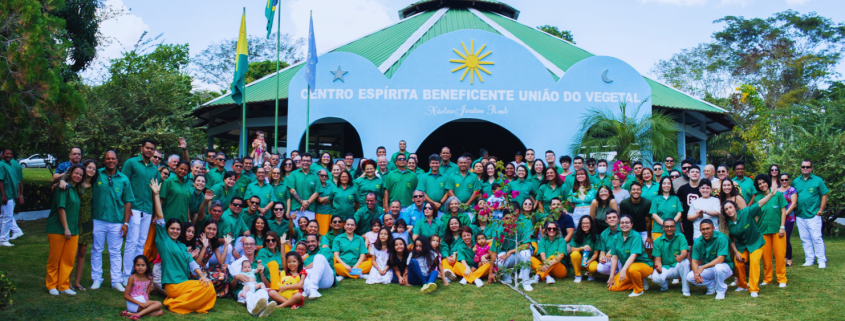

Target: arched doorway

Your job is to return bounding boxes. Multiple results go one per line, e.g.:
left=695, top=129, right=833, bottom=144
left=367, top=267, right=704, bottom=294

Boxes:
left=297, top=117, right=364, bottom=158
left=416, top=119, right=526, bottom=171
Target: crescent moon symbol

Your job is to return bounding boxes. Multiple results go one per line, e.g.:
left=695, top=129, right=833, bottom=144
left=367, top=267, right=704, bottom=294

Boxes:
left=602, top=69, right=613, bottom=83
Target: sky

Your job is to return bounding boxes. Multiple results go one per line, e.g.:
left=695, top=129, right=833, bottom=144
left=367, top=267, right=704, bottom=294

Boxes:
left=90, top=0, right=845, bottom=90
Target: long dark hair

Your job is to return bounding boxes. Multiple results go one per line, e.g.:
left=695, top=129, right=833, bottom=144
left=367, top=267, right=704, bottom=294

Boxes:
left=263, top=231, right=281, bottom=252
left=571, top=168, right=592, bottom=192
left=718, top=179, right=739, bottom=204
left=80, top=159, right=98, bottom=185
left=411, top=235, right=438, bottom=272
left=658, top=176, right=675, bottom=196
left=540, top=166, right=563, bottom=187
left=389, top=237, right=408, bottom=270
left=595, top=185, right=614, bottom=208
left=373, top=227, right=394, bottom=252
left=481, top=162, right=498, bottom=182
left=574, top=215, right=597, bottom=245
left=132, top=255, right=153, bottom=280
left=200, top=220, right=221, bottom=250
left=178, top=221, right=196, bottom=246
left=250, top=216, right=268, bottom=239
left=768, top=164, right=781, bottom=188
left=442, top=217, right=463, bottom=246
left=284, top=252, right=304, bottom=274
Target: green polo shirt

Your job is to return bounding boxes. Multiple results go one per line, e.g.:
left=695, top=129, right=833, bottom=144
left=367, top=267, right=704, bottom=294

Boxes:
left=529, top=174, right=544, bottom=192
left=417, top=171, right=449, bottom=203
left=610, top=232, right=653, bottom=267
left=121, top=154, right=159, bottom=214
left=569, top=234, right=597, bottom=253
left=537, top=183, right=569, bottom=214
left=539, top=235, right=568, bottom=258
left=792, top=174, right=829, bottom=219
left=692, top=231, right=733, bottom=269
left=754, top=191, right=787, bottom=234
left=590, top=174, right=612, bottom=189
left=189, top=188, right=205, bottom=215
left=219, top=209, right=249, bottom=237
left=267, top=217, right=290, bottom=240
left=286, top=168, right=322, bottom=212
left=46, top=186, right=80, bottom=235
left=271, top=182, right=289, bottom=205
left=412, top=218, right=443, bottom=239
left=384, top=169, right=419, bottom=207
left=9, top=159, right=21, bottom=185
left=480, top=178, right=501, bottom=196
left=332, top=233, right=367, bottom=265
left=508, top=178, right=538, bottom=209
left=0, top=160, right=18, bottom=199
left=353, top=206, right=383, bottom=235
left=455, top=241, right=477, bottom=268
left=441, top=236, right=463, bottom=257
left=439, top=212, right=473, bottom=230
left=211, top=183, right=236, bottom=210
left=653, top=233, right=688, bottom=268
left=440, top=161, right=458, bottom=175
left=640, top=182, right=659, bottom=201
left=321, top=230, right=343, bottom=248
left=305, top=247, right=336, bottom=277
left=649, top=195, right=682, bottom=233
left=728, top=204, right=765, bottom=253
left=599, top=227, right=619, bottom=253
left=446, top=171, right=481, bottom=204
left=206, top=167, right=226, bottom=188
left=733, top=176, right=755, bottom=204
left=244, top=181, right=274, bottom=208
left=390, top=151, right=410, bottom=164
left=331, top=184, right=358, bottom=219
left=232, top=172, right=251, bottom=198
left=353, top=175, right=384, bottom=205
left=92, top=168, right=135, bottom=224
left=240, top=211, right=266, bottom=230
left=160, top=174, right=191, bottom=222
left=154, top=221, right=196, bottom=285
left=315, top=182, right=334, bottom=214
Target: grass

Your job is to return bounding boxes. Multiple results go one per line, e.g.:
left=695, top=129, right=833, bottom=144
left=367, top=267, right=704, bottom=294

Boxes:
left=1, top=219, right=844, bottom=320
left=22, top=168, right=52, bottom=186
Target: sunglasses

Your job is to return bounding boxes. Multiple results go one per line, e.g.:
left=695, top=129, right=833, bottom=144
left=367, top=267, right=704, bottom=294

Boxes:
left=682, top=167, right=691, bottom=170
left=770, top=169, right=779, bottom=172
left=413, top=195, right=424, bottom=198
left=397, top=158, right=406, bottom=161
left=318, top=174, right=328, bottom=177
left=294, top=160, right=301, bottom=163
left=231, top=203, right=243, bottom=208
left=266, top=239, right=277, bottom=243
left=285, top=163, right=293, bottom=167
left=424, top=207, right=434, bottom=210
left=546, top=227, right=558, bottom=231
left=801, top=166, right=812, bottom=169
left=670, top=175, right=680, bottom=178
left=780, top=178, right=789, bottom=182
left=332, top=220, right=342, bottom=224
left=273, top=208, right=284, bottom=211
left=152, top=156, right=162, bottom=160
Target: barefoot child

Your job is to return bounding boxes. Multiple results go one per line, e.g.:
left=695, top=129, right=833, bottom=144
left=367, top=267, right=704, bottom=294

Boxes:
left=271, top=252, right=306, bottom=309
left=122, top=255, right=163, bottom=319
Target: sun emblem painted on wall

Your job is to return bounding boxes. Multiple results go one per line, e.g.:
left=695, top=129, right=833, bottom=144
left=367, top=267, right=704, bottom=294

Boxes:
left=450, top=40, right=494, bottom=84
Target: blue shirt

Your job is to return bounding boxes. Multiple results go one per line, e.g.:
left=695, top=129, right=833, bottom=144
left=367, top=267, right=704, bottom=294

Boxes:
left=400, top=204, right=426, bottom=226
left=55, top=161, right=76, bottom=175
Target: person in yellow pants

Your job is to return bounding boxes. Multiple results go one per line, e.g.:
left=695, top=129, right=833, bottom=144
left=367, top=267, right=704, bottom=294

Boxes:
left=723, top=183, right=778, bottom=297
left=607, top=215, right=654, bottom=297
left=751, top=177, right=788, bottom=287
left=332, top=217, right=372, bottom=279
left=569, top=216, right=600, bottom=283
left=454, top=228, right=495, bottom=287
left=45, top=165, right=83, bottom=295
left=314, top=169, right=334, bottom=235
left=531, top=221, right=569, bottom=284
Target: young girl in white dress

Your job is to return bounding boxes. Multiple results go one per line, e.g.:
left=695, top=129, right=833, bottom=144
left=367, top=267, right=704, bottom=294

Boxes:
left=366, top=228, right=395, bottom=284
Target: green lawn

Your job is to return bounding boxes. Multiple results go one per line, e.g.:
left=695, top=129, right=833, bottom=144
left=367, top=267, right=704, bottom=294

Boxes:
left=22, top=168, right=52, bottom=186
left=1, top=219, right=843, bottom=320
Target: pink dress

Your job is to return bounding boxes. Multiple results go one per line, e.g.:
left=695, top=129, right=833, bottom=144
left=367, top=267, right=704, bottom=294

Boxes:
left=130, top=278, right=150, bottom=301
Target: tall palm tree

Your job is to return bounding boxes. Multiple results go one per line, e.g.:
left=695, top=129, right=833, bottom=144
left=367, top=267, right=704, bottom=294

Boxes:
left=569, top=100, right=679, bottom=164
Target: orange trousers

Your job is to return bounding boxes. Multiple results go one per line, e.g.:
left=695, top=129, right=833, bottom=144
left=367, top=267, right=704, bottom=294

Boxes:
left=454, top=262, right=492, bottom=283
left=442, top=258, right=465, bottom=277
left=734, top=248, right=763, bottom=293
left=334, top=257, right=373, bottom=278
left=143, top=223, right=158, bottom=261
left=609, top=262, right=653, bottom=294
left=570, top=251, right=599, bottom=277
left=46, top=234, right=78, bottom=291
left=316, top=213, right=332, bottom=235
left=530, top=257, right=569, bottom=279
left=163, top=281, right=217, bottom=314
left=762, top=233, right=787, bottom=284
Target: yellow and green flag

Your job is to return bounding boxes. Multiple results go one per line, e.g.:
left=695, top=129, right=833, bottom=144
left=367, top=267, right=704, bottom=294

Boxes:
left=231, top=11, right=249, bottom=105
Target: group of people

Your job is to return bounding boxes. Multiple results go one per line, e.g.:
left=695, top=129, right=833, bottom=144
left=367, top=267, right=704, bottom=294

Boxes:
left=37, top=137, right=830, bottom=317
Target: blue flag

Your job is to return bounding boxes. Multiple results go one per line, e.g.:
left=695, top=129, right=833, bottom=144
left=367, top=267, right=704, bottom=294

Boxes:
left=304, top=14, right=317, bottom=91
left=265, top=0, right=278, bottom=39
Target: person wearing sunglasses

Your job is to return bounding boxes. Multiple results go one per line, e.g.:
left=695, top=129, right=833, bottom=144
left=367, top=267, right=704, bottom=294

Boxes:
left=218, top=197, right=250, bottom=256
left=384, top=154, right=419, bottom=210
left=206, top=153, right=227, bottom=188
left=267, top=203, right=291, bottom=253
left=664, top=156, right=679, bottom=173
left=607, top=214, right=654, bottom=297
left=792, top=160, right=829, bottom=269
left=401, top=190, right=427, bottom=229
left=671, top=159, right=694, bottom=193
left=89, top=151, right=135, bottom=292
left=151, top=150, right=163, bottom=167
left=244, top=167, right=275, bottom=220
left=332, top=217, right=372, bottom=280
left=312, top=169, right=335, bottom=235
left=412, top=201, right=444, bottom=241
left=749, top=174, right=789, bottom=290
left=256, top=231, right=283, bottom=274
left=732, top=161, right=755, bottom=205
left=286, top=153, right=321, bottom=229
left=775, top=174, right=798, bottom=268
left=302, top=233, right=336, bottom=299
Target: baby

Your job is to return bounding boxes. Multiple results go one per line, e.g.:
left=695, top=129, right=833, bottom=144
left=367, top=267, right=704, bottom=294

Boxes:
left=237, top=260, right=265, bottom=300
left=473, top=234, right=491, bottom=265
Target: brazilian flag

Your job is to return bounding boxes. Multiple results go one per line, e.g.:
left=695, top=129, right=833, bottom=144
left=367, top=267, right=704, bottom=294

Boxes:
left=231, top=11, right=249, bottom=105
left=265, top=0, right=278, bottom=39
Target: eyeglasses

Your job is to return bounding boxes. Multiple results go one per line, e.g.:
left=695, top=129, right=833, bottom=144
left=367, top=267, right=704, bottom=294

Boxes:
left=424, top=207, right=434, bottom=210
left=231, top=203, right=243, bottom=208
left=587, top=163, right=596, bottom=166
left=285, top=163, right=293, bottom=167
left=682, top=167, right=691, bottom=170
left=216, top=158, right=225, bottom=161
left=735, top=167, right=745, bottom=171
left=233, top=164, right=243, bottom=168
left=717, top=170, right=727, bottom=173
left=801, top=166, right=812, bottom=169
left=413, top=195, right=424, bottom=198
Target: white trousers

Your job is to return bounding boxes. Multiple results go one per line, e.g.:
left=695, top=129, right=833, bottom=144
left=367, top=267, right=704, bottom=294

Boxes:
left=92, top=219, right=124, bottom=285
left=497, top=249, right=533, bottom=282
left=304, top=254, right=335, bottom=291
left=0, top=200, right=16, bottom=242
left=652, top=259, right=690, bottom=293
left=596, top=259, right=622, bottom=275
left=123, top=210, right=152, bottom=278
left=244, top=288, right=270, bottom=315
left=686, top=263, right=732, bottom=294
left=796, top=215, right=826, bottom=263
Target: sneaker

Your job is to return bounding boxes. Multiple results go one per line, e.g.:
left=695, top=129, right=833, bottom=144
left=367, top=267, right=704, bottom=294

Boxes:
left=587, top=275, right=595, bottom=281
left=10, top=231, right=23, bottom=240
left=360, top=274, right=368, bottom=280
left=533, top=274, right=541, bottom=284
left=335, top=276, right=344, bottom=283
left=750, top=292, right=759, bottom=298
left=308, top=289, right=322, bottom=299
left=61, top=289, right=77, bottom=295
left=459, top=278, right=468, bottom=285
left=672, top=279, right=680, bottom=284
left=779, top=283, right=787, bottom=288
left=122, top=277, right=129, bottom=287
left=443, top=269, right=457, bottom=281
left=735, top=287, right=747, bottom=292
left=48, top=288, right=59, bottom=296
left=660, top=285, right=669, bottom=292
left=91, top=281, right=102, bottom=290
left=729, top=281, right=736, bottom=287
left=683, top=292, right=691, bottom=297
left=522, top=282, right=533, bottom=292
left=643, top=280, right=649, bottom=291
left=573, top=276, right=582, bottom=283
left=420, top=283, right=430, bottom=292
left=819, top=262, right=826, bottom=269
left=474, top=279, right=484, bottom=287
left=715, top=291, right=726, bottom=300
left=113, top=283, right=126, bottom=292
left=545, top=275, right=555, bottom=284
left=0, top=241, right=13, bottom=247
left=706, top=287, right=716, bottom=295
left=252, top=298, right=267, bottom=316
left=259, top=301, right=277, bottom=317
left=761, top=282, right=768, bottom=286
left=423, top=283, right=437, bottom=293
left=802, top=261, right=814, bottom=267
left=628, top=291, right=643, bottom=297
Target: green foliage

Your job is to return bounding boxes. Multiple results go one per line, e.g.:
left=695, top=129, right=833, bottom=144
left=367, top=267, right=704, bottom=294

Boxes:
left=0, top=270, right=15, bottom=310
left=246, top=60, right=290, bottom=84
left=52, top=0, right=103, bottom=79
left=17, top=182, right=53, bottom=212
left=569, top=101, right=678, bottom=164
left=0, top=0, right=85, bottom=155
left=536, top=25, right=575, bottom=43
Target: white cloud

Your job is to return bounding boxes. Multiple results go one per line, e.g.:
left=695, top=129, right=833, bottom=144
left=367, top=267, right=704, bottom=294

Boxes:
left=82, top=0, right=148, bottom=82
left=288, top=0, right=394, bottom=54
left=785, top=0, right=811, bottom=5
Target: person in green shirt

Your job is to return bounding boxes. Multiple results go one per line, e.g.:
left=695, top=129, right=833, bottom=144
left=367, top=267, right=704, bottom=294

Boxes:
left=286, top=153, right=321, bottom=225
left=494, top=211, right=536, bottom=292
left=160, top=161, right=192, bottom=222
left=529, top=159, right=547, bottom=192
left=590, top=159, right=612, bottom=189
left=92, top=151, right=136, bottom=291
left=650, top=218, right=690, bottom=295
left=622, top=162, right=644, bottom=191
left=440, top=197, right=473, bottom=230
left=389, top=140, right=410, bottom=167
left=268, top=167, right=290, bottom=220
left=596, top=209, right=621, bottom=277
left=652, top=163, right=665, bottom=179
left=45, top=164, right=83, bottom=295
left=732, top=161, right=755, bottom=205
left=206, top=153, right=227, bottom=189
left=412, top=201, right=444, bottom=241
left=331, top=171, right=358, bottom=220
left=0, top=149, right=21, bottom=246
left=219, top=197, right=250, bottom=255
left=439, top=147, right=458, bottom=176
left=211, top=172, right=238, bottom=210
left=332, top=217, right=372, bottom=280
left=568, top=216, right=599, bottom=283
left=537, top=167, right=568, bottom=215
left=567, top=169, right=596, bottom=225
left=508, top=165, right=538, bottom=212
left=120, top=140, right=160, bottom=283
left=723, top=185, right=777, bottom=297
left=751, top=174, right=789, bottom=286
left=638, top=168, right=659, bottom=201
left=479, top=163, right=500, bottom=197
left=354, top=159, right=383, bottom=206
left=384, top=154, right=419, bottom=208
left=417, top=155, right=450, bottom=211
left=607, top=214, right=654, bottom=297
left=353, top=193, right=383, bottom=235
left=530, top=220, right=570, bottom=285
left=230, top=158, right=252, bottom=199
left=687, top=219, right=733, bottom=300
left=792, top=160, right=829, bottom=268
left=301, top=233, right=337, bottom=299
left=267, top=203, right=290, bottom=252
left=244, top=167, right=275, bottom=217
left=454, top=227, right=495, bottom=287
left=314, top=169, right=335, bottom=235
left=446, top=157, right=481, bottom=206
left=650, top=176, right=683, bottom=240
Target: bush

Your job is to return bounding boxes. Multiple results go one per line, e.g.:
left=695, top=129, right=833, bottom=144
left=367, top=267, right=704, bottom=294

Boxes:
left=0, top=270, right=16, bottom=310
left=15, top=182, right=53, bottom=213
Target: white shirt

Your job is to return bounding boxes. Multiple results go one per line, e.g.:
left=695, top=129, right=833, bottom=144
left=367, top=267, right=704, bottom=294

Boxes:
left=688, top=197, right=721, bottom=239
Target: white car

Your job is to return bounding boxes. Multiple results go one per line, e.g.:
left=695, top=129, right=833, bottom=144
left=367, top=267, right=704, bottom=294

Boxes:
left=18, top=154, right=56, bottom=168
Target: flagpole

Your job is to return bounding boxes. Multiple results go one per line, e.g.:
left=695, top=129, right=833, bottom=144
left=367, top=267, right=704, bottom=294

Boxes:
left=305, top=10, right=312, bottom=154
left=273, top=1, right=280, bottom=154
left=241, top=7, right=248, bottom=157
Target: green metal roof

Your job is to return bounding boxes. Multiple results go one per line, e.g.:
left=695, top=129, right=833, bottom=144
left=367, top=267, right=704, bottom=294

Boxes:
left=203, top=6, right=727, bottom=115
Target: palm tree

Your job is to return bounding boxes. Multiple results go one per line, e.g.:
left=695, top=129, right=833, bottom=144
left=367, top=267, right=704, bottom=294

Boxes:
left=569, top=100, right=679, bottom=164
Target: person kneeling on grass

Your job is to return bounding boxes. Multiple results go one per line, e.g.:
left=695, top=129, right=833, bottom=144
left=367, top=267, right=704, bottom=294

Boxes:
left=650, top=219, right=690, bottom=296
left=607, top=215, right=654, bottom=297
left=596, top=210, right=621, bottom=277
left=686, top=219, right=733, bottom=300
left=122, top=255, right=163, bottom=320
left=456, top=227, right=496, bottom=287
left=333, top=217, right=373, bottom=281
left=530, top=221, right=569, bottom=285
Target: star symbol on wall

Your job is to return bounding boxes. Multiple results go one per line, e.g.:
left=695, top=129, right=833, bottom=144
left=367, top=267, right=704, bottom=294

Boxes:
left=331, top=66, right=348, bottom=82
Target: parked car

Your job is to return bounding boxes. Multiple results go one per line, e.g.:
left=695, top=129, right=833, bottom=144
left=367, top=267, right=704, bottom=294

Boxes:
left=18, top=154, right=56, bottom=168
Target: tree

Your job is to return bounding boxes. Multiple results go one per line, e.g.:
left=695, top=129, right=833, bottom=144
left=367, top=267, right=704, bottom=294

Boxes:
left=193, top=33, right=304, bottom=91
left=536, top=25, right=575, bottom=43
left=569, top=101, right=679, bottom=164
left=246, top=60, right=290, bottom=83
left=52, top=0, right=103, bottom=79
left=0, top=0, right=85, bottom=154
left=651, top=44, right=736, bottom=101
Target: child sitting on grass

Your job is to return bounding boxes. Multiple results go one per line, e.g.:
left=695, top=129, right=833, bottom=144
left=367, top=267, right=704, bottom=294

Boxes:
left=122, top=255, right=163, bottom=320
